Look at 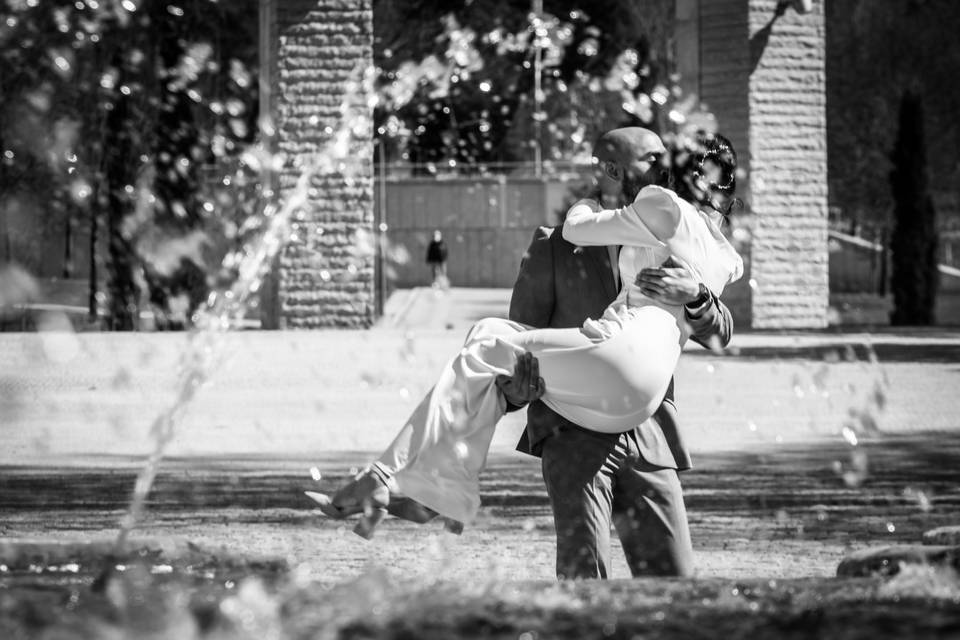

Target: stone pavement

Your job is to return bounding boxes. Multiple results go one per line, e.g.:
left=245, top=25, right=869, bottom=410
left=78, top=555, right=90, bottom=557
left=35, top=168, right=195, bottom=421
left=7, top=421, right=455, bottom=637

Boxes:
left=1, top=287, right=959, bottom=465
left=3, top=291, right=960, bottom=583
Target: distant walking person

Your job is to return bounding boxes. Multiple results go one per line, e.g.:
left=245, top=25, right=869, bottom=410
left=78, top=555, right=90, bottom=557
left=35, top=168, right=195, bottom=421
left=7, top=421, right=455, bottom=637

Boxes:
left=426, top=230, right=449, bottom=288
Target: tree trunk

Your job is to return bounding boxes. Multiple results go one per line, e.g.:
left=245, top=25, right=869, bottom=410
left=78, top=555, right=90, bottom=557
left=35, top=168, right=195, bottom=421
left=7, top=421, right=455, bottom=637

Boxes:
left=103, top=67, right=139, bottom=331
left=889, top=90, right=938, bottom=326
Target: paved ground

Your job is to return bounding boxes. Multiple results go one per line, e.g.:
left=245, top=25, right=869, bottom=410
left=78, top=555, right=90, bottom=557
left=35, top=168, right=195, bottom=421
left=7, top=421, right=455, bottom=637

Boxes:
left=2, top=287, right=960, bottom=583
left=3, top=287, right=959, bottom=461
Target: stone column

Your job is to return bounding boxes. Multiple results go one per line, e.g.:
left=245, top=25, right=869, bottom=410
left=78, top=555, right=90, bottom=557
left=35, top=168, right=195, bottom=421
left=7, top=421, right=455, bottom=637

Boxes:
left=746, top=0, right=828, bottom=328
left=687, top=0, right=828, bottom=328
left=262, top=0, right=375, bottom=329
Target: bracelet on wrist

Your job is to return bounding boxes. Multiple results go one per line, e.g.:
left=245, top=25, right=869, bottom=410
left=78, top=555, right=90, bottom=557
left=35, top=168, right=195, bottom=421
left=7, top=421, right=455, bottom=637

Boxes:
left=684, top=283, right=711, bottom=316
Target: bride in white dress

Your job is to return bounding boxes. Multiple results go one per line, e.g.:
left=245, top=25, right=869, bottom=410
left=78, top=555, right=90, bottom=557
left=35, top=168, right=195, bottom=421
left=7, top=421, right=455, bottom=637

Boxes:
left=309, top=129, right=744, bottom=538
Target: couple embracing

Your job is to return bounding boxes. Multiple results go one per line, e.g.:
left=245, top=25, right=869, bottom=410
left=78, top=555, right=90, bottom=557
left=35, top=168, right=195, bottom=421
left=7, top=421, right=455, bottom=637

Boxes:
left=310, top=127, right=741, bottom=580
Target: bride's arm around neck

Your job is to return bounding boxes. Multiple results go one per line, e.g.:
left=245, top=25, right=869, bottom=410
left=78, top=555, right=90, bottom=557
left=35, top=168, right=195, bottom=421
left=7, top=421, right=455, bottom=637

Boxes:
left=561, top=186, right=681, bottom=248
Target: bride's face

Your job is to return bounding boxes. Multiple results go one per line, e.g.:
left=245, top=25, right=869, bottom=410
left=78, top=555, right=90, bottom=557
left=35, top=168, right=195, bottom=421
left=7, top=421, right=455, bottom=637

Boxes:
left=696, top=158, right=724, bottom=192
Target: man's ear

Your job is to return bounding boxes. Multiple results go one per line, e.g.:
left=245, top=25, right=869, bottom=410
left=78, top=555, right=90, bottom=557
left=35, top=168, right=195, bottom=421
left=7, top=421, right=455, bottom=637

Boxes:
left=602, top=161, right=622, bottom=182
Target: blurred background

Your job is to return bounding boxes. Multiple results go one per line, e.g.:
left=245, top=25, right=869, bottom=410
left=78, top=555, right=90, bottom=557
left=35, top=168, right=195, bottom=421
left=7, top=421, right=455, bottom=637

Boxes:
left=1, top=0, right=958, bottom=333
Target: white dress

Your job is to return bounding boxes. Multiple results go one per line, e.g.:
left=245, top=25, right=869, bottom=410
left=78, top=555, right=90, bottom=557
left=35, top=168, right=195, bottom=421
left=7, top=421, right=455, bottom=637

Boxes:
left=373, top=186, right=744, bottom=523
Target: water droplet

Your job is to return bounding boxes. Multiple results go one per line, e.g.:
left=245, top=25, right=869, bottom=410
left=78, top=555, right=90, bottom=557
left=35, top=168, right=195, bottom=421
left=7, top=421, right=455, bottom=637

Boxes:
left=53, top=56, right=71, bottom=74
left=886, top=522, right=896, bottom=533
left=841, top=471, right=864, bottom=488
left=69, top=179, right=92, bottom=203
left=309, top=467, right=322, bottom=481
left=841, top=426, right=858, bottom=447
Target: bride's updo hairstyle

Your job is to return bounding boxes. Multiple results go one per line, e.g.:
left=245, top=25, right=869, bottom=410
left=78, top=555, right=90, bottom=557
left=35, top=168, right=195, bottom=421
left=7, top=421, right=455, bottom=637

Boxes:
left=674, top=132, right=741, bottom=218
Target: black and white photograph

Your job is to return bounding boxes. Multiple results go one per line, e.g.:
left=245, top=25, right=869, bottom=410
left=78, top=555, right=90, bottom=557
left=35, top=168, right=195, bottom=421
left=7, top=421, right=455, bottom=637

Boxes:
left=2, top=1, right=959, bottom=637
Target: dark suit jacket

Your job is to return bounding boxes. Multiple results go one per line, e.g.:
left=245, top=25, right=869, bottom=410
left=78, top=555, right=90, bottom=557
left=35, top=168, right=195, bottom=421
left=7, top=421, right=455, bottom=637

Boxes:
left=509, top=226, right=733, bottom=470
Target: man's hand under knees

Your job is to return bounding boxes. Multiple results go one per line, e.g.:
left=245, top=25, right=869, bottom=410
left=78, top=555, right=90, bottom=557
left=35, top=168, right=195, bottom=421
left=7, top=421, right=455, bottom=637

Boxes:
left=496, top=351, right=545, bottom=409
left=636, top=256, right=706, bottom=308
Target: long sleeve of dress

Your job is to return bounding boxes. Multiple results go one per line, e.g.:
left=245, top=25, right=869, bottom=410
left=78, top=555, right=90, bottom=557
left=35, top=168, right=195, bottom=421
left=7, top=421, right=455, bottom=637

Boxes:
left=563, top=186, right=743, bottom=295
left=561, top=197, right=665, bottom=248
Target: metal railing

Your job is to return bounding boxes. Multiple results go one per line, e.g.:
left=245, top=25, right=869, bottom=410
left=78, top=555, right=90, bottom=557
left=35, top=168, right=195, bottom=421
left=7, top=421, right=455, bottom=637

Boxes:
left=828, top=220, right=960, bottom=295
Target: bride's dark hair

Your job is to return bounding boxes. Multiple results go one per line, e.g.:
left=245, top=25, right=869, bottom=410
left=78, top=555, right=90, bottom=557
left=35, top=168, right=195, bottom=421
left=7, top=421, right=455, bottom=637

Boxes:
left=673, top=132, right=741, bottom=217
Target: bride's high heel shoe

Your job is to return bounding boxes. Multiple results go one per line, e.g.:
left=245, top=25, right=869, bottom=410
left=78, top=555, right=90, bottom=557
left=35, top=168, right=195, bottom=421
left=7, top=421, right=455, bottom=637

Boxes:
left=305, top=468, right=391, bottom=539
left=306, top=467, right=465, bottom=537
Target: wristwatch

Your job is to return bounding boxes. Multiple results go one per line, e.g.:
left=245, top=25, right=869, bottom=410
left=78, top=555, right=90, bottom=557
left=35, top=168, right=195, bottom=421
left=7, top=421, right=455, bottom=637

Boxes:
left=684, top=282, right=712, bottom=318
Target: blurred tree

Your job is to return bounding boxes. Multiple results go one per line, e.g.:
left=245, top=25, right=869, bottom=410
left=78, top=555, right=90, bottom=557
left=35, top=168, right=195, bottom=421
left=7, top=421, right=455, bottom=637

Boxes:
left=889, top=90, right=938, bottom=325
left=826, top=0, right=959, bottom=230
left=0, top=0, right=259, bottom=329
left=372, top=0, right=680, bottom=171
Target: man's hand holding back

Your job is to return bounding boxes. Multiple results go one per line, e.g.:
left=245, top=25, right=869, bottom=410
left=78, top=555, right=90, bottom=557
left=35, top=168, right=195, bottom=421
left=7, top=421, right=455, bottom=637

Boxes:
left=636, top=256, right=712, bottom=317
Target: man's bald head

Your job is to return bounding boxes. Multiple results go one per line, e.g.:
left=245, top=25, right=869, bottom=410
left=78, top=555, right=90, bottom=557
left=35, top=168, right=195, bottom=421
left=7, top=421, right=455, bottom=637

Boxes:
left=593, top=127, right=668, bottom=203
left=594, top=127, right=666, bottom=166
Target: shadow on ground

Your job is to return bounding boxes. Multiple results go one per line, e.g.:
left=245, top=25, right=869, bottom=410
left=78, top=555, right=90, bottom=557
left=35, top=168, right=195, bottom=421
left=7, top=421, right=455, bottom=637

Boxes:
left=3, top=431, right=959, bottom=548
left=2, top=432, right=960, bottom=639
left=689, top=339, right=960, bottom=363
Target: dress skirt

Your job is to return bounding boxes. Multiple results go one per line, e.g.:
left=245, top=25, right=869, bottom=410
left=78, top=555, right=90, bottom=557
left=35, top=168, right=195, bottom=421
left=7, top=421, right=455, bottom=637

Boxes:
left=375, top=305, right=681, bottom=524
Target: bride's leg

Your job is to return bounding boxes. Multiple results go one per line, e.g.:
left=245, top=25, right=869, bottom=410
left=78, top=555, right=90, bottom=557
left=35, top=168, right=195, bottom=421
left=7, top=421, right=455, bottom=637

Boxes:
left=529, top=309, right=681, bottom=433
left=371, top=317, right=533, bottom=524
left=331, top=312, right=679, bottom=530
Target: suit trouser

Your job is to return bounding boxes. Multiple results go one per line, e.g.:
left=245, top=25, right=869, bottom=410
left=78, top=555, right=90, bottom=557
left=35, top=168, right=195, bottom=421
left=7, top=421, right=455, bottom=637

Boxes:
left=541, top=426, right=694, bottom=579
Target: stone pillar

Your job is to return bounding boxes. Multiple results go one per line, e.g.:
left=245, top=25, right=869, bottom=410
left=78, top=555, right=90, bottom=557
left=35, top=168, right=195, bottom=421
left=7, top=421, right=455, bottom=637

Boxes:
left=687, top=0, right=828, bottom=328
left=746, top=0, right=828, bottom=328
left=692, top=0, right=754, bottom=326
left=262, top=0, right=375, bottom=329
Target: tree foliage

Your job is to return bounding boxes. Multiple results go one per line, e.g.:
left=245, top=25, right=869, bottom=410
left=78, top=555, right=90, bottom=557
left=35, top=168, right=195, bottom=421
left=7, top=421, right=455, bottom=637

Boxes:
left=372, top=0, right=692, bottom=172
left=1, top=0, right=259, bottom=329
left=826, top=0, right=960, bottom=228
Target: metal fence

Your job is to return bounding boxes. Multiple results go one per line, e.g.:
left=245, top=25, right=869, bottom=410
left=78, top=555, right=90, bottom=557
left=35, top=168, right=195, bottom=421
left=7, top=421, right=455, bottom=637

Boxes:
left=375, top=169, right=591, bottom=289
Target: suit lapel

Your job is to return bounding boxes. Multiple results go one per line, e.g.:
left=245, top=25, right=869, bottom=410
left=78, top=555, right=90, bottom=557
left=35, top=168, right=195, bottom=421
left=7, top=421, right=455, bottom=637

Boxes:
left=583, top=245, right=619, bottom=301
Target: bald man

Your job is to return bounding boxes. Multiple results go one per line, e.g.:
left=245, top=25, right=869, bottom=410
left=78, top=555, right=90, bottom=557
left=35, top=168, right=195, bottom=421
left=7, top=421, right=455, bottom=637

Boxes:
left=497, top=127, right=733, bottom=579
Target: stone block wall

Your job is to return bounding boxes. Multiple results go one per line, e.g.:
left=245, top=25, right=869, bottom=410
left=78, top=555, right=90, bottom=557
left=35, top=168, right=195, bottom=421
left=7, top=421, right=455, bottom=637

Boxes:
left=695, top=0, right=829, bottom=329
left=694, top=0, right=754, bottom=327
left=267, top=0, right=375, bottom=328
left=746, top=0, right=828, bottom=328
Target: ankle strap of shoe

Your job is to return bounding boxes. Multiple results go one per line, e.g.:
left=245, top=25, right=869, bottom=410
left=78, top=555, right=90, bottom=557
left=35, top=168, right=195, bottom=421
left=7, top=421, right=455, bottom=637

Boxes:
left=368, top=462, right=392, bottom=486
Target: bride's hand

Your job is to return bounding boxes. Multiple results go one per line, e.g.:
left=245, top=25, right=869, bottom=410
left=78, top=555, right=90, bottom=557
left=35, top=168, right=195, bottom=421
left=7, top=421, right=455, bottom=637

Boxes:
left=496, top=351, right=545, bottom=408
